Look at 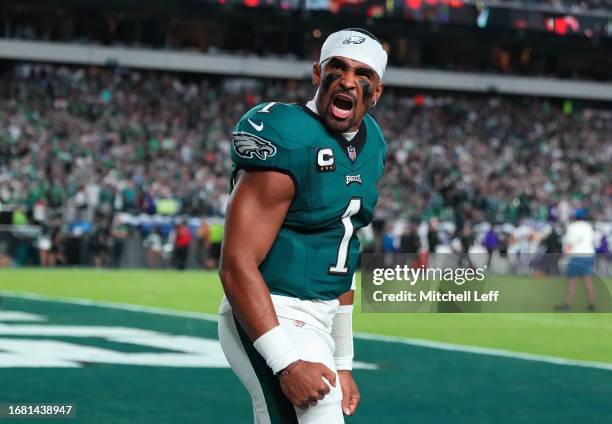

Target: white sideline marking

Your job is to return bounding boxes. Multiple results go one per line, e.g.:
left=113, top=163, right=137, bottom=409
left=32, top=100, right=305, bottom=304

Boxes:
left=353, top=332, right=612, bottom=372
left=0, top=291, right=220, bottom=321
left=0, top=311, right=46, bottom=322
left=470, top=314, right=612, bottom=331
left=2, top=291, right=612, bottom=372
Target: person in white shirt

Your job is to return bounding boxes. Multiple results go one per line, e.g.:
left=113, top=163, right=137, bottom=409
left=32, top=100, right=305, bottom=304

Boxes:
left=556, top=210, right=596, bottom=312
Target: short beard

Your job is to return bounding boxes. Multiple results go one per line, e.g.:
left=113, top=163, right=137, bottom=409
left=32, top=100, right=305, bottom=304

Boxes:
left=322, top=113, right=354, bottom=133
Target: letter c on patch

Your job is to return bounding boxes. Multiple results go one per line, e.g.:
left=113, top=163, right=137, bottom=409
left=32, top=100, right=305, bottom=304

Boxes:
left=317, top=148, right=334, bottom=167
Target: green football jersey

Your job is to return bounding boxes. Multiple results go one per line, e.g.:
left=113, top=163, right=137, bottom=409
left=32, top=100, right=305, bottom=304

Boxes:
left=230, top=102, right=386, bottom=300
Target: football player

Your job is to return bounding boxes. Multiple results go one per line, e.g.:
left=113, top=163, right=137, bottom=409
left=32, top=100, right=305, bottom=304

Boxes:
left=218, top=28, right=387, bottom=423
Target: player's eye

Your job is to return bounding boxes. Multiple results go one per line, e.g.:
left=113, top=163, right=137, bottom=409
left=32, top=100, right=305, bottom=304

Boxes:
left=356, top=69, right=373, bottom=79
left=328, top=60, right=347, bottom=71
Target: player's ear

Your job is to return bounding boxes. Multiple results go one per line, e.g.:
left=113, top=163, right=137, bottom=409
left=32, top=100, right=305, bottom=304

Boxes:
left=312, top=63, right=321, bottom=87
left=372, top=82, right=384, bottom=106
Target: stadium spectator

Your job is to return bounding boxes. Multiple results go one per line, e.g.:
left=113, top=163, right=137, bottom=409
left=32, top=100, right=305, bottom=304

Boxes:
left=36, top=225, right=52, bottom=266
left=483, top=225, right=499, bottom=267
left=456, top=224, right=475, bottom=269
left=90, top=223, right=110, bottom=268
left=596, top=234, right=611, bottom=274
left=11, top=208, right=27, bottom=226
left=109, top=216, right=128, bottom=268
left=427, top=219, right=440, bottom=253
left=50, top=226, right=66, bottom=266
left=196, top=220, right=211, bottom=268
left=383, top=225, right=397, bottom=254
left=32, top=199, right=48, bottom=225
left=556, top=210, right=597, bottom=311
left=596, top=234, right=609, bottom=256
left=399, top=223, right=421, bottom=267
left=207, top=222, right=224, bottom=270
left=542, top=225, right=563, bottom=275
left=143, top=227, right=163, bottom=269
left=173, top=221, right=192, bottom=271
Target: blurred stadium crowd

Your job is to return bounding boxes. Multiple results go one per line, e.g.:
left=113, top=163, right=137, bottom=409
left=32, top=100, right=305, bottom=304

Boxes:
left=0, top=63, right=610, bottom=267
left=505, top=0, right=612, bottom=12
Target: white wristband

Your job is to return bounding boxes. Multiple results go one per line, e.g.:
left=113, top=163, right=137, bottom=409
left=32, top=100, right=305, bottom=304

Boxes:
left=332, top=304, right=354, bottom=371
left=253, top=325, right=300, bottom=374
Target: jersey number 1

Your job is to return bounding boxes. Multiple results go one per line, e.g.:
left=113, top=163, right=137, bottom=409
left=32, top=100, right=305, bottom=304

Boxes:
left=329, top=198, right=362, bottom=275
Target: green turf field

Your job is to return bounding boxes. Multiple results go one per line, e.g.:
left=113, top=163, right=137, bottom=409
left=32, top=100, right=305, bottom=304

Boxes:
left=1, top=269, right=612, bottom=423
left=1, top=269, right=611, bottom=363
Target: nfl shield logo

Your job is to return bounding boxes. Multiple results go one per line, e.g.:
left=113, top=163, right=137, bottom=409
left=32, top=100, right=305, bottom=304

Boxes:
left=347, top=145, right=357, bottom=161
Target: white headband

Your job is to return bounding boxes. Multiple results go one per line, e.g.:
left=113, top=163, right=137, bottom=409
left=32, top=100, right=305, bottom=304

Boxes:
left=319, top=29, right=387, bottom=79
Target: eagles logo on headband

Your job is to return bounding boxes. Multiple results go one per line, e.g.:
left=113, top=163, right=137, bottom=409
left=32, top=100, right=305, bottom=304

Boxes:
left=319, top=28, right=388, bottom=79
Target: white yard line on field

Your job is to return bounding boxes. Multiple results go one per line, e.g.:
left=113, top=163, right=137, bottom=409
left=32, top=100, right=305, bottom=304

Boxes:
left=463, top=313, right=612, bottom=331
left=1, top=291, right=220, bottom=321
left=353, top=331, right=612, bottom=371
left=2, top=290, right=612, bottom=372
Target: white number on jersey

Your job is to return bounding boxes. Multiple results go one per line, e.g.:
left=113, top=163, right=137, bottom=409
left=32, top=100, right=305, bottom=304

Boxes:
left=329, top=198, right=362, bottom=275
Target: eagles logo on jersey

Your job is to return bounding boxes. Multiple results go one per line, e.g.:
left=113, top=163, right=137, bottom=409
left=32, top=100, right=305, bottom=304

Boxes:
left=233, top=131, right=277, bottom=160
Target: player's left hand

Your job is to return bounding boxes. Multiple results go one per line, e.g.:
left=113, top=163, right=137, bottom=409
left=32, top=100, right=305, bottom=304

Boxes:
left=338, top=370, right=360, bottom=416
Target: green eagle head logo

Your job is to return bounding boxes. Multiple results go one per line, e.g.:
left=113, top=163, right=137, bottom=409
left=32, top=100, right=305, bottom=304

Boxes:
left=233, top=131, right=277, bottom=160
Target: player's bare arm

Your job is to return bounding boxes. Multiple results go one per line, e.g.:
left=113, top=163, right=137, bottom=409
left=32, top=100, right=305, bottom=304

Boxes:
left=219, top=170, right=292, bottom=338
left=219, top=170, right=337, bottom=408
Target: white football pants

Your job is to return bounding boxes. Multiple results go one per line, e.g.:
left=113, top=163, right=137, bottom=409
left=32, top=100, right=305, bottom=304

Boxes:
left=218, top=309, right=344, bottom=424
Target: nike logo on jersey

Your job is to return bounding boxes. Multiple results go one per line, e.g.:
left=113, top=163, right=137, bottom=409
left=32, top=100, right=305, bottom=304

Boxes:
left=247, top=119, right=264, bottom=132
left=346, top=175, right=362, bottom=185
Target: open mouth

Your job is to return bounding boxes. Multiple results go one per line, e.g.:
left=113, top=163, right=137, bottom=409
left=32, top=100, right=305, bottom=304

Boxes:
left=331, top=93, right=354, bottom=120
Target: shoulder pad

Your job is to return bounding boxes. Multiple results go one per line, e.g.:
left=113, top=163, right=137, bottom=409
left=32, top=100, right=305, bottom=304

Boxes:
left=231, top=102, right=308, bottom=178
left=237, top=102, right=314, bottom=145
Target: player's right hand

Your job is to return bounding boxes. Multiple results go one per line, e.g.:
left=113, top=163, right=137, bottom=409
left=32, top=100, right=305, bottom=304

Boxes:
left=279, top=360, right=336, bottom=409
